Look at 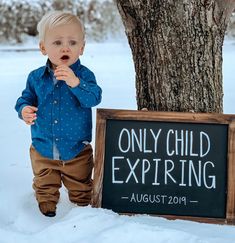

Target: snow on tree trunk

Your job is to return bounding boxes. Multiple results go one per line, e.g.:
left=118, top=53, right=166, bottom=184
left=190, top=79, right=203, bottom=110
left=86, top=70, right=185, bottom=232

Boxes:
left=116, top=0, right=235, bottom=113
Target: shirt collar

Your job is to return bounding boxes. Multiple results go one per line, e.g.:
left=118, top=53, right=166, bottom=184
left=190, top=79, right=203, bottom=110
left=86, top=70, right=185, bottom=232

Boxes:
left=40, top=59, right=81, bottom=78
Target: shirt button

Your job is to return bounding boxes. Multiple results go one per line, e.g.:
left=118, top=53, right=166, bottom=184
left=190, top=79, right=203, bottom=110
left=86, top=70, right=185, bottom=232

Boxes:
left=54, top=100, right=58, bottom=104
left=54, top=120, right=58, bottom=124
left=55, top=138, right=59, bottom=141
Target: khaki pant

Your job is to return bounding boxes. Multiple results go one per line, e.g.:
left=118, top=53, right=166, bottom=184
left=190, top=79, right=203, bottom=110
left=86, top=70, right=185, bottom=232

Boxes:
left=30, top=144, right=93, bottom=206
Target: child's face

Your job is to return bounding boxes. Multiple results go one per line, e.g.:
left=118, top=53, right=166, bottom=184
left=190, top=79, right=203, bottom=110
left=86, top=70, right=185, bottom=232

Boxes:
left=39, top=23, right=85, bottom=70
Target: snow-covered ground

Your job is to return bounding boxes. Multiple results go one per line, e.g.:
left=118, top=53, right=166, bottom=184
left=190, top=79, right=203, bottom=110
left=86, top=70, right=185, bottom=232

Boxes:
left=0, top=38, right=235, bottom=243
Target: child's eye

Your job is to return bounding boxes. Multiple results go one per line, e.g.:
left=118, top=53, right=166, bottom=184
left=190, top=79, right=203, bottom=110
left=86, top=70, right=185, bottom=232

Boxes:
left=69, top=40, right=77, bottom=46
left=53, top=41, right=62, bottom=46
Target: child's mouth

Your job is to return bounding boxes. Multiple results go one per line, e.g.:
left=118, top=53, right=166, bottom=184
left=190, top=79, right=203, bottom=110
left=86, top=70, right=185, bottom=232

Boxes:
left=61, top=55, right=70, bottom=60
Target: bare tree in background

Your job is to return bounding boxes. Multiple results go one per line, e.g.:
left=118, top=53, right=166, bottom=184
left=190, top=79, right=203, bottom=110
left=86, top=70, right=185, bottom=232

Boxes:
left=116, top=0, right=235, bottom=112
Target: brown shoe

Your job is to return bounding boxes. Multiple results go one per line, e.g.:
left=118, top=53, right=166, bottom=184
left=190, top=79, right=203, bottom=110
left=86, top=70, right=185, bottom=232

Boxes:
left=39, top=202, right=56, bottom=217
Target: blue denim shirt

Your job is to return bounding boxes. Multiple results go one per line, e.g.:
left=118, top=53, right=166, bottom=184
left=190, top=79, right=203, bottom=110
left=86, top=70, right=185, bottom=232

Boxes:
left=15, top=59, right=102, bottom=161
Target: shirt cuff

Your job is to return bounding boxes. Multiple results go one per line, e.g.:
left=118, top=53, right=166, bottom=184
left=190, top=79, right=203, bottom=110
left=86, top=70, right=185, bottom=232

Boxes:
left=70, top=78, right=91, bottom=93
left=18, top=104, right=28, bottom=119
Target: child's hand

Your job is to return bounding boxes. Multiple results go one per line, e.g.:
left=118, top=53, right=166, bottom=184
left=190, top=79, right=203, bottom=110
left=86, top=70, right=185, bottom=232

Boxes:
left=22, top=106, right=38, bottom=125
left=54, top=65, right=80, bottom=88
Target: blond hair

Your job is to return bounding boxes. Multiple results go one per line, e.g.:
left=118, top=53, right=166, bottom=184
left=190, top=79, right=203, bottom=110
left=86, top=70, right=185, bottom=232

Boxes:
left=37, top=11, right=85, bottom=42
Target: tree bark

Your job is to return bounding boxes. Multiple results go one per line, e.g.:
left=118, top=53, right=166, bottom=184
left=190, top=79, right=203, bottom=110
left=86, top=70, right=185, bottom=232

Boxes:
left=116, top=0, right=235, bottom=112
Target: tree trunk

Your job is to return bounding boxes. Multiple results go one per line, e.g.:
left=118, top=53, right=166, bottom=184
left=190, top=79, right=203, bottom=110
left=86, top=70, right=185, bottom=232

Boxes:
left=116, top=0, right=235, bottom=112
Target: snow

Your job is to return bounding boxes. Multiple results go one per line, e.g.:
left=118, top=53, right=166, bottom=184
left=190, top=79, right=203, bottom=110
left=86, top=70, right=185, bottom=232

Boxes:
left=1, top=38, right=235, bottom=243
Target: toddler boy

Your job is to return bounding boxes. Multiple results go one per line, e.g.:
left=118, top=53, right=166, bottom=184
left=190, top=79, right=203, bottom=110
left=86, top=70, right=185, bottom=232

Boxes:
left=15, top=11, right=102, bottom=217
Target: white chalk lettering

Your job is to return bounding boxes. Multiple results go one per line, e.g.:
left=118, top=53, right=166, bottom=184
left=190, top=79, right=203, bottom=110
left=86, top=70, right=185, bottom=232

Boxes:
left=188, top=160, right=201, bottom=187
left=131, top=129, right=142, bottom=152
left=166, top=130, right=211, bottom=157
left=112, top=156, right=124, bottom=184
left=175, top=130, right=184, bottom=156
left=152, top=158, right=161, bottom=185
left=166, top=129, right=174, bottom=156
left=203, top=161, right=216, bottom=189
left=118, top=128, right=130, bottom=153
left=143, top=129, right=152, bottom=153
left=118, top=128, right=162, bottom=154
left=111, top=157, right=216, bottom=190
left=129, top=193, right=187, bottom=205
left=200, top=132, right=210, bottom=157
left=126, top=158, right=140, bottom=183
left=185, top=130, right=188, bottom=156
left=179, top=159, right=187, bottom=186
left=142, top=159, right=151, bottom=184
left=165, top=160, right=176, bottom=184
left=150, top=129, right=162, bottom=153
left=189, top=131, right=198, bottom=156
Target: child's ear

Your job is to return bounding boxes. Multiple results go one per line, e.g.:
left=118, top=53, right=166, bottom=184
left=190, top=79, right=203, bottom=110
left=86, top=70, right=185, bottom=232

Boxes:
left=79, top=42, right=85, bottom=56
left=39, top=41, right=47, bottom=55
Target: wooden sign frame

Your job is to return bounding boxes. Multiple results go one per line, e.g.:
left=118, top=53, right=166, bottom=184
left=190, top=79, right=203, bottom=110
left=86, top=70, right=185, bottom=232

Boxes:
left=92, top=108, right=235, bottom=224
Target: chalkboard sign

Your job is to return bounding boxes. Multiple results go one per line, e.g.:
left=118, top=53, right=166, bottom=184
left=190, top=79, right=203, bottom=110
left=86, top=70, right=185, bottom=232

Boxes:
left=92, top=109, right=235, bottom=224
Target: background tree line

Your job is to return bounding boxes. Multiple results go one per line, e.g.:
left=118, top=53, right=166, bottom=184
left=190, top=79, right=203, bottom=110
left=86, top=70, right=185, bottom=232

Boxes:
left=0, top=0, right=234, bottom=44
left=0, top=0, right=124, bottom=43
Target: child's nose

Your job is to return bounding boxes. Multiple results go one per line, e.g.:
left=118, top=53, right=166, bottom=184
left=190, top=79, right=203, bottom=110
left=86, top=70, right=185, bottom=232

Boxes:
left=61, top=44, right=70, bottom=52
